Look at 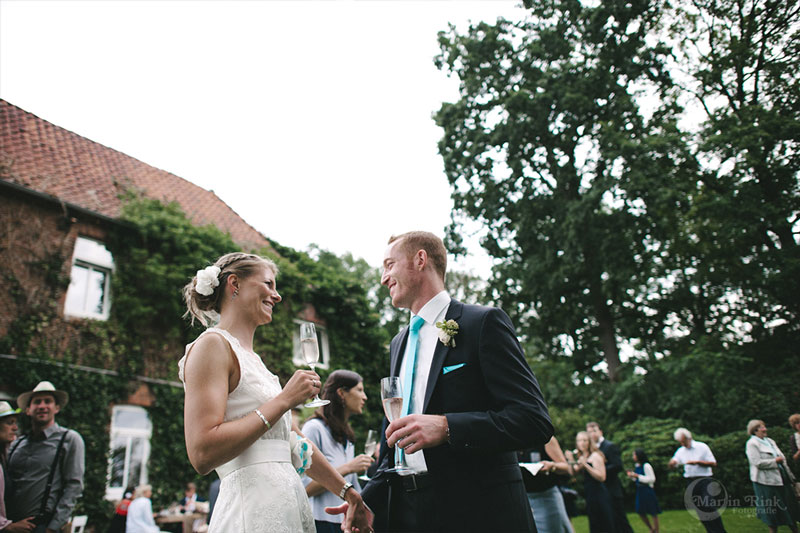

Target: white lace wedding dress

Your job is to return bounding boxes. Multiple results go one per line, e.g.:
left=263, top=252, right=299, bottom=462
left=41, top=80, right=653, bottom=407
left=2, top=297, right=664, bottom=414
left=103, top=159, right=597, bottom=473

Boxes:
left=178, top=327, right=315, bottom=533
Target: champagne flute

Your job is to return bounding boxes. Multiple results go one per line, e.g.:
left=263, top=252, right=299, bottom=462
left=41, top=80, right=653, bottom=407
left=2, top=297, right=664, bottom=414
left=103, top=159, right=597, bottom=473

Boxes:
left=359, top=430, right=379, bottom=482
left=364, top=430, right=378, bottom=458
left=301, top=322, right=329, bottom=408
left=380, top=377, right=411, bottom=474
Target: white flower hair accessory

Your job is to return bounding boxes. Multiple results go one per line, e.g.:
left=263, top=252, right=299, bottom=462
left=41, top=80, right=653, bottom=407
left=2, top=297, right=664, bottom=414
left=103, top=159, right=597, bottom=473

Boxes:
left=195, top=265, right=221, bottom=296
left=290, top=431, right=314, bottom=475
left=435, top=319, right=459, bottom=348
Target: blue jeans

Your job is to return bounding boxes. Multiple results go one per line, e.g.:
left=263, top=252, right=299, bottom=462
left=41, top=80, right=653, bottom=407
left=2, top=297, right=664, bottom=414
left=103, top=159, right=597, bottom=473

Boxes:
left=528, top=485, right=573, bottom=533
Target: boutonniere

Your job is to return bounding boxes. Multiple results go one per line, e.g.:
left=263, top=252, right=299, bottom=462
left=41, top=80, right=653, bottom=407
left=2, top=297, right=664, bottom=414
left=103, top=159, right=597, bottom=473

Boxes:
left=435, top=319, right=459, bottom=348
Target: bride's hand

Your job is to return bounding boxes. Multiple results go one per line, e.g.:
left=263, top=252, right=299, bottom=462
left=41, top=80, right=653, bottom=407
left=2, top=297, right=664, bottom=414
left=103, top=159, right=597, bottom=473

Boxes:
left=325, top=497, right=374, bottom=533
left=345, top=494, right=374, bottom=533
left=279, top=370, right=321, bottom=407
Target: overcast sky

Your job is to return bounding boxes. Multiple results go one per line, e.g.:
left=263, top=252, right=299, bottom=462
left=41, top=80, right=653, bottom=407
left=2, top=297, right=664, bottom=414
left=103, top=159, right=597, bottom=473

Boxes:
left=0, top=0, right=525, bottom=275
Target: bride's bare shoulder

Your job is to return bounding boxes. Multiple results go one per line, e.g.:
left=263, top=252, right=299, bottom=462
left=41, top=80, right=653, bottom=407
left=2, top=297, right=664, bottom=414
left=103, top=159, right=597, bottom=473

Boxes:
left=185, top=331, right=236, bottom=375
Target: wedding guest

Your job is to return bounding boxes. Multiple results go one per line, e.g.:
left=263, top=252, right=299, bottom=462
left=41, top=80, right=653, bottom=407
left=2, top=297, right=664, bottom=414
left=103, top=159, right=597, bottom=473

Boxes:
left=568, top=431, right=615, bottom=533
left=519, top=436, right=573, bottom=533
left=668, top=427, right=727, bottom=533
left=626, top=449, right=661, bottom=533
left=1, top=401, right=35, bottom=533
left=586, top=422, right=633, bottom=533
left=302, top=370, right=373, bottom=533
left=788, top=414, right=800, bottom=466
left=180, top=253, right=371, bottom=533
left=336, top=232, right=553, bottom=532
left=6, top=381, right=85, bottom=533
left=125, top=485, right=163, bottom=533
left=179, top=483, right=198, bottom=513
left=106, top=486, right=134, bottom=533
left=745, top=420, right=800, bottom=533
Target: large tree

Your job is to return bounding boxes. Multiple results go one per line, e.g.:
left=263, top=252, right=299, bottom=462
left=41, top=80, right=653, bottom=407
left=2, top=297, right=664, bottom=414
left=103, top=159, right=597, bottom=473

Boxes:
left=435, top=0, right=800, bottom=381
left=666, top=0, right=800, bottom=338
left=435, top=0, right=684, bottom=380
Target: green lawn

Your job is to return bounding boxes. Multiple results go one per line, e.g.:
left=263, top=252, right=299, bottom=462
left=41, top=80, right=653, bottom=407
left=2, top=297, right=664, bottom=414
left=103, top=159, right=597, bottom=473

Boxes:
left=570, top=508, right=778, bottom=533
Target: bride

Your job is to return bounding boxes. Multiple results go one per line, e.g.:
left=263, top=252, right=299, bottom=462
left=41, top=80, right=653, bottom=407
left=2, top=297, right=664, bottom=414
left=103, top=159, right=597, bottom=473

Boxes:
left=180, top=252, right=372, bottom=533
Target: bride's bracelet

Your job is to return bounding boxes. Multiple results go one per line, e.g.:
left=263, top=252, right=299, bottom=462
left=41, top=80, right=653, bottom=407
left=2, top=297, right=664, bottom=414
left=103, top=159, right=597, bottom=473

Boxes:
left=254, top=408, right=271, bottom=430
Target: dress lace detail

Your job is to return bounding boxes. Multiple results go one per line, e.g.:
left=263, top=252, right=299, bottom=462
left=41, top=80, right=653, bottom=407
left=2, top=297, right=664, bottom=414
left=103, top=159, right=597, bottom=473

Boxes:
left=178, top=328, right=314, bottom=533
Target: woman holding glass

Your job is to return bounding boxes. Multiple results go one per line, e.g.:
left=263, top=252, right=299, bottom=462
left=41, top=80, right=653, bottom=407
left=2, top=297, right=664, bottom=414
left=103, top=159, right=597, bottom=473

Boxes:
left=567, top=431, right=615, bottom=533
left=180, top=253, right=372, bottom=533
left=302, top=370, right=374, bottom=533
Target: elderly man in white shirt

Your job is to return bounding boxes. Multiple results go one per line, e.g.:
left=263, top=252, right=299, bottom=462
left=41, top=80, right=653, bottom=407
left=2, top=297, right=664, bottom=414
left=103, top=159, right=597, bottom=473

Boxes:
left=668, top=428, right=727, bottom=533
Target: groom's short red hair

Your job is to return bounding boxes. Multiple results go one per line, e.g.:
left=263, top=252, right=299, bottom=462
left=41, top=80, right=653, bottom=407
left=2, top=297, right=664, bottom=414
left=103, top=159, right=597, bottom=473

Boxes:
left=388, top=231, right=447, bottom=282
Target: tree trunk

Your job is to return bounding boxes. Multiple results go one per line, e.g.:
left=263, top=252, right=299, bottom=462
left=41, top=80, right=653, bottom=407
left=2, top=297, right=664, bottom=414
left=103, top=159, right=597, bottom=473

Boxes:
left=595, top=294, right=622, bottom=382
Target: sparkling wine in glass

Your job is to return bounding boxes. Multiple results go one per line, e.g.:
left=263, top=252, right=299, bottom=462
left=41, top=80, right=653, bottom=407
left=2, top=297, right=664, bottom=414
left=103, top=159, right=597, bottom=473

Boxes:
left=380, top=377, right=411, bottom=474
left=359, top=429, right=379, bottom=482
left=301, top=322, right=329, bottom=408
left=364, top=430, right=378, bottom=458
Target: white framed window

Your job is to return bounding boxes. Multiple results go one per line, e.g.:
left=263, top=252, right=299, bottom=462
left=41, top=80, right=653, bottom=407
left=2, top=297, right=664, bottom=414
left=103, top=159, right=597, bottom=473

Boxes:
left=292, top=320, right=330, bottom=370
left=106, top=405, right=152, bottom=501
left=64, top=236, right=114, bottom=320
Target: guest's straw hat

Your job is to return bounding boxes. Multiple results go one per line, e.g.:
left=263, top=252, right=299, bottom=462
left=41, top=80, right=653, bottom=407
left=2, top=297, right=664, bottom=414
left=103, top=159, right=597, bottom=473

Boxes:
left=0, top=401, right=20, bottom=419
left=17, top=381, right=69, bottom=409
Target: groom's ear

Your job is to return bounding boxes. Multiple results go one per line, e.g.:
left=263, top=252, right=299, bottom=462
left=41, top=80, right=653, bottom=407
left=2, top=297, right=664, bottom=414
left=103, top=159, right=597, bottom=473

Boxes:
left=414, top=249, right=428, bottom=271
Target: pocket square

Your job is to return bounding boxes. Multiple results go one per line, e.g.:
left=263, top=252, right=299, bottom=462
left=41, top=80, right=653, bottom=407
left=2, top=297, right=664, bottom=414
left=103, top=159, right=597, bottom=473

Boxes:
left=442, top=363, right=466, bottom=375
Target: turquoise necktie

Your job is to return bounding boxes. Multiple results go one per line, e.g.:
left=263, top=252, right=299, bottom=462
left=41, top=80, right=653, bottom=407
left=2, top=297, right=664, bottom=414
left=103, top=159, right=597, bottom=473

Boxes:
left=401, top=315, right=425, bottom=417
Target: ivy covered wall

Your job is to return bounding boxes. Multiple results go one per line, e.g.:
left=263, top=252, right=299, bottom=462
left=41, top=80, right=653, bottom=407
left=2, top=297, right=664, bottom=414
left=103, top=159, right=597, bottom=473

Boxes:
left=1, top=193, right=391, bottom=529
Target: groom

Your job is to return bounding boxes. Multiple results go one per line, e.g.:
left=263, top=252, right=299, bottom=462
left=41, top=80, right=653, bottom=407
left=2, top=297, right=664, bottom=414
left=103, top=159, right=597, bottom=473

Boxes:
left=358, top=232, right=552, bottom=532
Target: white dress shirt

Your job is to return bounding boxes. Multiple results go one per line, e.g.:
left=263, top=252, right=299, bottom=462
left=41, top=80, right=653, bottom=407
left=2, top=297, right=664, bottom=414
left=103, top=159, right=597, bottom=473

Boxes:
left=672, top=440, right=716, bottom=478
left=399, top=290, right=450, bottom=473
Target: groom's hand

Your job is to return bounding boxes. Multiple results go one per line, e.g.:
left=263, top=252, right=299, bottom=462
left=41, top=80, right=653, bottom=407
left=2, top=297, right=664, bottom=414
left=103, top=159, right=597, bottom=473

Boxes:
left=386, top=414, right=448, bottom=455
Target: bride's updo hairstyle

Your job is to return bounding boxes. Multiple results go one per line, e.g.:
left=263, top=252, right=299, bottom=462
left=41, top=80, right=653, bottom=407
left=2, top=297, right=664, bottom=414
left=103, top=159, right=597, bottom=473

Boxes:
left=183, top=252, right=278, bottom=327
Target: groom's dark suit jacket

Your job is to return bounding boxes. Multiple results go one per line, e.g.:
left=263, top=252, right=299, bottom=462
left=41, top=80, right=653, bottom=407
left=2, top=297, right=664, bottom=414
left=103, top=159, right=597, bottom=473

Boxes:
left=362, top=299, right=553, bottom=532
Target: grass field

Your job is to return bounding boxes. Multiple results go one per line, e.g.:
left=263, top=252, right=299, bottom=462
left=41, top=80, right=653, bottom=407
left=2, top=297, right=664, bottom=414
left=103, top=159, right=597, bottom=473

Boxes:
left=570, top=508, right=780, bottom=532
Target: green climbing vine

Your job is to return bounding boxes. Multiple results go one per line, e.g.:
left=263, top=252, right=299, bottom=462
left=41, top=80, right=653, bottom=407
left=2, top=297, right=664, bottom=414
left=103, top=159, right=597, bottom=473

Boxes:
left=1, top=195, right=390, bottom=529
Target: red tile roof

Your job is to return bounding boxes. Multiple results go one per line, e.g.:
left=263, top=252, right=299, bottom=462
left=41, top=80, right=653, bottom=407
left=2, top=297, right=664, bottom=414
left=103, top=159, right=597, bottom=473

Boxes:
left=0, top=99, right=273, bottom=251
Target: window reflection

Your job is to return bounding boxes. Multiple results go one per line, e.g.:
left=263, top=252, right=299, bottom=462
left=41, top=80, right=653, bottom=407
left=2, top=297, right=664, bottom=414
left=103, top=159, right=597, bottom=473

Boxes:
left=64, top=237, right=113, bottom=320
left=109, top=437, right=127, bottom=489
left=89, top=269, right=107, bottom=314
left=64, top=264, right=90, bottom=314
left=106, top=406, right=151, bottom=500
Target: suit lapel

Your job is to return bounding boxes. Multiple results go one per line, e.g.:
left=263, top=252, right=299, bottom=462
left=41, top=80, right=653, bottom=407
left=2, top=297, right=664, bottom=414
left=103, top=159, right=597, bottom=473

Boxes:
left=422, top=299, right=463, bottom=412
left=390, top=325, right=410, bottom=377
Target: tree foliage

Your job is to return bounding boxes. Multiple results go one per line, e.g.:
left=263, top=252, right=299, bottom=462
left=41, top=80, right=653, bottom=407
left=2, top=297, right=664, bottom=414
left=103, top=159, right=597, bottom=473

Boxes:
left=435, top=0, right=800, bottom=386
left=435, top=0, right=689, bottom=381
left=667, top=0, right=800, bottom=334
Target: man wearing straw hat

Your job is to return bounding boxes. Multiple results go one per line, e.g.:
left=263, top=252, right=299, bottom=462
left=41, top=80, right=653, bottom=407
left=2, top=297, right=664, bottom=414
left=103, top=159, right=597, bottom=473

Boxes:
left=2, top=400, right=36, bottom=532
left=6, top=382, right=85, bottom=533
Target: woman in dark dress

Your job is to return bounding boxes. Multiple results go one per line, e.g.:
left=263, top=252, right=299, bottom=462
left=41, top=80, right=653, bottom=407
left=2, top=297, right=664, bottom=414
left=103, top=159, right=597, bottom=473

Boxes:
left=626, top=449, right=661, bottom=533
left=568, top=431, right=615, bottom=533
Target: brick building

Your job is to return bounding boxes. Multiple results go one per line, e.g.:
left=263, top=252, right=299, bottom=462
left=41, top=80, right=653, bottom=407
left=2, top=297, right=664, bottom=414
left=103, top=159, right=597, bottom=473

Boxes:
left=0, top=99, right=331, bottom=505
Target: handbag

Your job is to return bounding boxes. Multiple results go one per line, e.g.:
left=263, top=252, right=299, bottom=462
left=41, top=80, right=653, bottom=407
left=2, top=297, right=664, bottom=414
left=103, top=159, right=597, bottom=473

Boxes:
left=778, top=463, right=800, bottom=501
